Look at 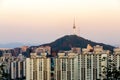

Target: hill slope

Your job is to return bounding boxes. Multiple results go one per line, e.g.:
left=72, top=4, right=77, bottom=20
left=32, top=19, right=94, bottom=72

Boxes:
left=40, top=35, right=114, bottom=52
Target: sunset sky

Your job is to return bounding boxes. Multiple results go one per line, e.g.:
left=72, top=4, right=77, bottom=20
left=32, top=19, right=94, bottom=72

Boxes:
left=0, top=0, right=120, bottom=46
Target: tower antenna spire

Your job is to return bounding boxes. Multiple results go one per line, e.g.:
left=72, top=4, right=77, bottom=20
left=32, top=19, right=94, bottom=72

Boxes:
left=73, top=17, right=76, bottom=35
left=73, top=17, right=76, bottom=29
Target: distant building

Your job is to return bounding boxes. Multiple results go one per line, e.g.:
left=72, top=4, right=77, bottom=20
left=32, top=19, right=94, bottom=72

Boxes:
left=71, top=47, right=81, bottom=53
left=51, top=52, right=57, bottom=57
left=0, top=53, right=26, bottom=80
left=0, top=48, right=11, bottom=51
left=13, top=48, right=21, bottom=56
left=87, top=44, right=93, bottom=52
left=21, top=46, right=29, bottom=52
left=2, top=44, right=119, bottom=80
left=94, top=45, right=103, bottom=52
left=17, top=54, right=26, bottom=61
left=113, top=48, right=120, bottom=70
left=35, top=46, right=51, bottom=55
left=2, top=53, right=12, bottom=60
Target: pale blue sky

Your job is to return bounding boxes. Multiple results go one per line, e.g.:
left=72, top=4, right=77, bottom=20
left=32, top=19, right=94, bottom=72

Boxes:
left=0, top=0, right=120, bottom=46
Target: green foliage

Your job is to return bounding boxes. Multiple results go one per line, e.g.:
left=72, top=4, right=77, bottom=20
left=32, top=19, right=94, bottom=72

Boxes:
left=0, top=63, right=10, bottom=80
left=100, top=59, right=120, bottom=80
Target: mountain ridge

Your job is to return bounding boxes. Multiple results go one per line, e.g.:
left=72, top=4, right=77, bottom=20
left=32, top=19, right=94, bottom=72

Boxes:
left=36, top=35, right=115, bottom=52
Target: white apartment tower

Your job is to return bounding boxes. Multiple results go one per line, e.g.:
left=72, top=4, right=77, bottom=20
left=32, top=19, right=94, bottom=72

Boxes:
left=10, top=60, right=26, bottom=79
left=11, top=61, right=17, bottom=79
left=25, top=45, right=120, bottom=80
left=54, top=53, right=78, bottom=80
left=17, top=60, right=26, bottom=78
left=113, top=48, right=120, bottom=70
left=78, top=45, right=109, bottom=80
left=26, top=53, right=51, bottom=80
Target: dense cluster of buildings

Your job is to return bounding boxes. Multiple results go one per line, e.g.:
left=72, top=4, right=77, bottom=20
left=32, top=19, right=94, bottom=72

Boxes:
left=0, top=45, right=120, bottom=80
left=0, top=53, right=26, bottom=79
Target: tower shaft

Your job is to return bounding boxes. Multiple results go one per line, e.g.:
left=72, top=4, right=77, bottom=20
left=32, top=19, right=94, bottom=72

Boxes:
left=73, top=18, right=76, bottom=35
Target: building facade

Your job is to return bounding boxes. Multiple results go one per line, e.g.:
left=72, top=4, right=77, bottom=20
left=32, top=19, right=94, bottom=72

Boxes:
left=79, top=45, right=109, bottom=80
left=10, top=60, right=26, bottom=79
left=26, top=53, right=51, bottom=80
left=54, top=53, right=78, bottom=80
left=25, top=45, right=120, bottom=80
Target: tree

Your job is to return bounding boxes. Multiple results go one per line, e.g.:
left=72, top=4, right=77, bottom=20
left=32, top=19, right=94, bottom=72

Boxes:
left=100, top=59, right=120, bottom=80
left=0, top=63, right=10, bottom=80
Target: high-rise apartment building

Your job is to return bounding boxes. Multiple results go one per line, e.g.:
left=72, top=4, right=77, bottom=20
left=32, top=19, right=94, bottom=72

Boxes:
left=11, top=61, right=17, bottom=79
left=10, top=60, right=26, bottom=79
left=54, top=53, right=78, bottom=80
left=78, top=45, right=109, bottom=80
left=113, top=48, right=120, bottom=70
left=35, top=46, right=51, bottom=55
left=26, top=53, right=51, bottom=80
left=25, top=45, right=120, bottom=80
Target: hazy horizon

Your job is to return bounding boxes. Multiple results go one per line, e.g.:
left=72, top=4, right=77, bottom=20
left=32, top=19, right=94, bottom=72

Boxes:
left=0, top=0, right=120, bottom=46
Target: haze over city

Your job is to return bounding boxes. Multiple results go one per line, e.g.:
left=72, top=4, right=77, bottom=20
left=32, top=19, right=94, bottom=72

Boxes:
left=0, top=0, right=120, bottom=46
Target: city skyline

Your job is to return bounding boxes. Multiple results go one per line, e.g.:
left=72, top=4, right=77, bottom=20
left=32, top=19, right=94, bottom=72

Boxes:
left=0, top=0, right=120, bottom=46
